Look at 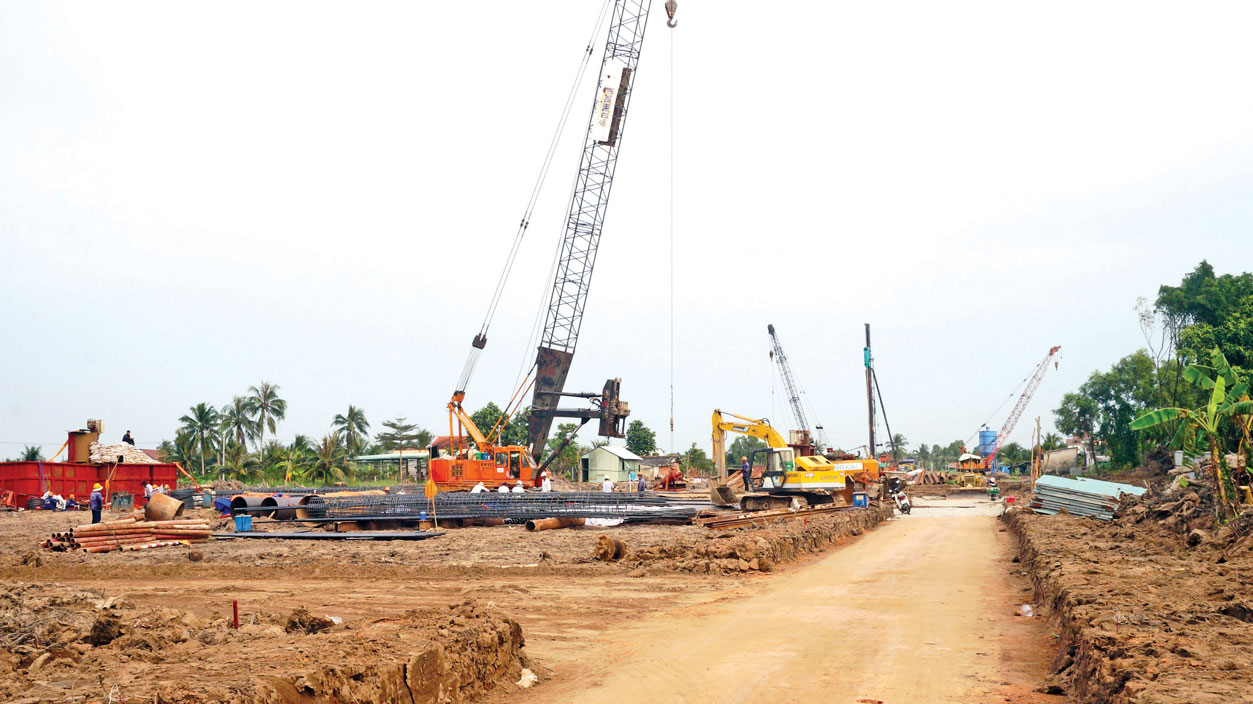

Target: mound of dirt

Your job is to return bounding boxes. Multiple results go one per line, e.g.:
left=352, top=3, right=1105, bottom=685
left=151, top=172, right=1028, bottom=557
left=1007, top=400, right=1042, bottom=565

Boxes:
left=627, top=506, right=892, bottom=574
left=285, top=605, right=334, bottom=634
left=2, top=583, right=528, bottom=704
left=1005, top=507, right=1253, bottom=703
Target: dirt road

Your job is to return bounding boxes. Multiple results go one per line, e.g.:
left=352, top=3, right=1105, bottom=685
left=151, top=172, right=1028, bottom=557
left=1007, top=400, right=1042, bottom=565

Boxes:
left=516, top=502, right=1056, bottom=704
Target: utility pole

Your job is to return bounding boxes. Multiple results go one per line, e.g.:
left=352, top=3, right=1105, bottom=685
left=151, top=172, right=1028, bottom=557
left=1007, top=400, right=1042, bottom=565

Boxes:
left=864, top=324, right=875, bottom=461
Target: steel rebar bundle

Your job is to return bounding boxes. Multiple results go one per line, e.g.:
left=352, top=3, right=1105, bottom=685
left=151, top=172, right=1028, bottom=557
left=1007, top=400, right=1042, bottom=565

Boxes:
left=251, top=491, right=705, bottom=523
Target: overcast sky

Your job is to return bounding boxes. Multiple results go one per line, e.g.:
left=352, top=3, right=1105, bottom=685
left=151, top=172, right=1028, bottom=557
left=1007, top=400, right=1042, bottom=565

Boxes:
left=3, top=1, right=1252, bottom=460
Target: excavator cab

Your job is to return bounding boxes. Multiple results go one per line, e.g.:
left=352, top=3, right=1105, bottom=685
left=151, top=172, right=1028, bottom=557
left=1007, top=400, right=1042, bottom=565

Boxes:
left=755, top=447, right=796, bottom=490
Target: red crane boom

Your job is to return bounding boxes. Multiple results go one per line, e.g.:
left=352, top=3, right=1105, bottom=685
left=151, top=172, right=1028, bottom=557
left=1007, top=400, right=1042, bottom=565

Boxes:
left=985, top=345, right=1061, bottom=468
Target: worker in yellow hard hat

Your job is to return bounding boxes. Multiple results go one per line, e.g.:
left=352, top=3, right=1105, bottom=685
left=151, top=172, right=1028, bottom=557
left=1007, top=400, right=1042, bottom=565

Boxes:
left=740, top=456, right=752, bottom=492
left=89, top=483, right=104, bottom=524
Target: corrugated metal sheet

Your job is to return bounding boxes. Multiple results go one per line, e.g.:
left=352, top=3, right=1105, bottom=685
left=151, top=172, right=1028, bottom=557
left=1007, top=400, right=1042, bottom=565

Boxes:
left=1030, top=474, right=1145, bottom=521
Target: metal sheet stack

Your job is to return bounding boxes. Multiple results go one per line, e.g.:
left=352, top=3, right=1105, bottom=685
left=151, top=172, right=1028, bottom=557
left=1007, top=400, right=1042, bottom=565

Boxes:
left=1030, top=475, right=1147, bottom=521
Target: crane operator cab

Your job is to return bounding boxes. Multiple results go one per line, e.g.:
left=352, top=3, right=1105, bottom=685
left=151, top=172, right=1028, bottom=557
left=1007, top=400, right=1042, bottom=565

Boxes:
left=430, top=443, right=537, bottom=490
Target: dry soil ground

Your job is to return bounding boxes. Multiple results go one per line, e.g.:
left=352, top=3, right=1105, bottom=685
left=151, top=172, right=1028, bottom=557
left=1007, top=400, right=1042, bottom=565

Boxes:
left=2, top=497, right=1059, bottom=703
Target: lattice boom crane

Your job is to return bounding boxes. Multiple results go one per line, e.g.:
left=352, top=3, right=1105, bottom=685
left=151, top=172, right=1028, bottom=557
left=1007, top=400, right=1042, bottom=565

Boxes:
left=767, top=324, right=810, bottom=437
left=986, top=345, right=1062, bottom=467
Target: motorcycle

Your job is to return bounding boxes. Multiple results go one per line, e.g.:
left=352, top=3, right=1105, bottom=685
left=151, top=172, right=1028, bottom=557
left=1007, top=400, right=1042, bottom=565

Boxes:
left=892, top=489, right=912, bottom=514
left=885, top=476, right=911, bottom=514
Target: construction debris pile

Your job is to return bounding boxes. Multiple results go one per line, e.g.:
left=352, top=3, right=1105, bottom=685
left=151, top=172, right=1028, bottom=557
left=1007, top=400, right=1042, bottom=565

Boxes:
left=40, top=515, right=211, bottom=553
left=1117, top=482, right=1253, bottom=556
left=1029, top=475, right=1146, bottom=520
left=88, top=441, right=156, bottom=464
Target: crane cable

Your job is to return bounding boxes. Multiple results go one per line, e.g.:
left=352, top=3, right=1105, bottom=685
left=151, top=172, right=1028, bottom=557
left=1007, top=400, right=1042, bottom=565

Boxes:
left=456, top=0, right=615, bottom=394
left=668, top=21, right=676, bottom=449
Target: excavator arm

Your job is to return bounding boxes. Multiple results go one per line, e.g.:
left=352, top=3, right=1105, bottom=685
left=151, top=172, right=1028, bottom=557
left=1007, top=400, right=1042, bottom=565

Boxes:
left=711, top=409, right=789, bottom=480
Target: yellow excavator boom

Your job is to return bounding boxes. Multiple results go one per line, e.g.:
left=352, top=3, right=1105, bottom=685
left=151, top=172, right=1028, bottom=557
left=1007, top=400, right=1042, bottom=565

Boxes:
left=712, top=409, right=790, bottom=480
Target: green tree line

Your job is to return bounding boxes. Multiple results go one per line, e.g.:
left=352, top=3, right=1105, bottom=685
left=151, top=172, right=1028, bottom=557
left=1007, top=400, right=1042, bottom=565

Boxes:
left=1054, top=261, right=1253, bottom=470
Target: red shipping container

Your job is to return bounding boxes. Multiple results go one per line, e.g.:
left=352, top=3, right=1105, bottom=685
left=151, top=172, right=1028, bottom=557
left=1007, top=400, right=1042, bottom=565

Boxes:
left=0, top=461, right=179, bottom=508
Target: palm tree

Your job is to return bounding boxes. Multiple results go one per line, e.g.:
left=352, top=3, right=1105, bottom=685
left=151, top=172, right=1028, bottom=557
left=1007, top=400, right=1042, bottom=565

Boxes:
left=332, top=405, right=370, bottom=456
left=220, top=443, right=262, bottom=483
left=20, top=445, right=43, bottom=461
left=246, top=382, right=287, bottom=454
left=303, top=432, right=349, bottom=485
left=178, top=402, right=219, bottom=476
left=220, top=396, right=256, bottom=451
left=289, top=434, right=314, bottom=454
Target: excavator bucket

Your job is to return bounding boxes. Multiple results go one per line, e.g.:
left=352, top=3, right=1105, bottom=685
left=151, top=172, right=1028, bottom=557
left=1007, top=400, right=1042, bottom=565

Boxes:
left=710, top=484, right=738, bottom=507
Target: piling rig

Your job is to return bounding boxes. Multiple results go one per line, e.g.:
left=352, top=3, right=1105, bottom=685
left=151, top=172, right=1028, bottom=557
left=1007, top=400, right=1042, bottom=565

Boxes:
left=439, top=1, right=672, bottom=487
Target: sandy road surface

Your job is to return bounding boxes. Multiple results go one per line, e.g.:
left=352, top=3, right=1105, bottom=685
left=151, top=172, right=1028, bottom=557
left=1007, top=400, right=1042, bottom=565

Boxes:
left=513, top=501, right=1056, bottom=704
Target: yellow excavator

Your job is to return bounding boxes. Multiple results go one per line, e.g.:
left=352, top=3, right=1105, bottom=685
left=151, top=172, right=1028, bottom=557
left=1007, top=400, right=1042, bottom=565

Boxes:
left=711, top=410, right=880, bottom=511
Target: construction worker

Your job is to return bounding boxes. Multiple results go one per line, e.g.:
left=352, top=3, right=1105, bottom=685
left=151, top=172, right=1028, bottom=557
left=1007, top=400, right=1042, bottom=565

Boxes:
left=122, top=430, right=135, bottom=446
left=601, top=476, right=613, bottom=493
left=470, top=481, right=487, bottom=494
left=637, top=472, right=647, bottom=493
left=540, top=472, right=552, bottom=493
left=142, top=481, right=155, bottom=499
left=740, top=456, right=752, bottom=492
left=511, top=480, right=526, bottom=493
left=89, top=483, right=104, bottom=524
left=496, top=483, right=510, bottom=494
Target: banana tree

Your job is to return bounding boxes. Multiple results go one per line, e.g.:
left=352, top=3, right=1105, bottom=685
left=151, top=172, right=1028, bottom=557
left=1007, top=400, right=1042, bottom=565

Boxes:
left=1131, top=348, right=1252, bottom=520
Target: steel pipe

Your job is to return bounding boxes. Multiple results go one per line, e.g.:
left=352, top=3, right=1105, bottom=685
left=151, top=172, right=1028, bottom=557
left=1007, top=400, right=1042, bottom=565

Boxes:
left=525, top=517, right=587, bottom=532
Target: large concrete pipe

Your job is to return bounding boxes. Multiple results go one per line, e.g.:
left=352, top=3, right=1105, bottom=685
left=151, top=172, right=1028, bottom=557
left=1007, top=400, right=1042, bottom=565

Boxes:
left=295, top=494, right=324, bottom=520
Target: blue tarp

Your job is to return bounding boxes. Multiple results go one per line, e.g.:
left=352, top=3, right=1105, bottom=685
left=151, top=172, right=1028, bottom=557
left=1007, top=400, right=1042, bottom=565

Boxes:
left=213, top=496, right=232, bottom=516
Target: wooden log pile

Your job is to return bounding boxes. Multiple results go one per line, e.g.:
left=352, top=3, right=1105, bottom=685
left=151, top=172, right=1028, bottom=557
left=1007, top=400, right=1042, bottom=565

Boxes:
left=39, top=515, right=211, bottom=553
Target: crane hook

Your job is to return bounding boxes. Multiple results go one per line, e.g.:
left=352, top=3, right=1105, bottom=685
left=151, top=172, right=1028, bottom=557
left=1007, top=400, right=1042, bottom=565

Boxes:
left=665, top=0, right=678, bottom=28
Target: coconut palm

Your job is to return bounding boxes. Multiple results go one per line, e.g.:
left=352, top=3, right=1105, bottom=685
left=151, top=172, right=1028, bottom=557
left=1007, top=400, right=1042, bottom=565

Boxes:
left=246, top=381, right=287, bottom=454
left=220, top=443, right=262, bottom=482
left=178, top=402, right=219, bottom=476
left=302, top=432, right=349, bottom=485
left=20, top=445, right=43, bottom=461
left=332, top=405, right=370, bottom=456
left=220, top=396, right=256, bottom=451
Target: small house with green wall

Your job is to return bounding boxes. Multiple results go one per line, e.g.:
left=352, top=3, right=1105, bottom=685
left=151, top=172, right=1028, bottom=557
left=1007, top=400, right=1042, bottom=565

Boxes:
left=579, top=445, right=642, bottom=483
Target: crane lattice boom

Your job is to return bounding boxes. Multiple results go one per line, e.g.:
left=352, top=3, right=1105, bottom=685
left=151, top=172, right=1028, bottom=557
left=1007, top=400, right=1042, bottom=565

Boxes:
left=527, top=0, right=656, bottom=459
left=767, top=324, right=810, bottom=435
left=989, top=345, right=1061, bottom=463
